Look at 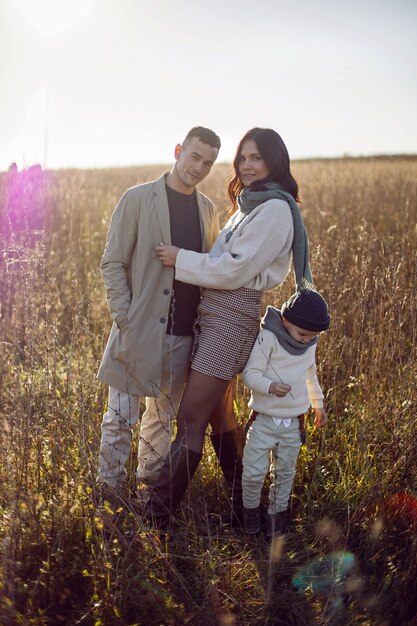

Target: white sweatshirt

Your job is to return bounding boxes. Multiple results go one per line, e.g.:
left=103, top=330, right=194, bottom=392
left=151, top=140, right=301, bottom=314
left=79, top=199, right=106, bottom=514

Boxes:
left=175, top=198, right=294, bottom=291
left=242, top=328, right=324, bottom=418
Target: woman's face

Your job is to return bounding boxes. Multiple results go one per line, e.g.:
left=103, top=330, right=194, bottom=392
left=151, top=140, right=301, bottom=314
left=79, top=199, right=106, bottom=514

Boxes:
left=237, top=138, right=271, bottom=187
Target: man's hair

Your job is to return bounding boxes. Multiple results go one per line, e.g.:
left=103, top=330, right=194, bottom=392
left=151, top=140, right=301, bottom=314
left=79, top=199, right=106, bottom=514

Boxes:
left=182, top=126, right=221, bottom=150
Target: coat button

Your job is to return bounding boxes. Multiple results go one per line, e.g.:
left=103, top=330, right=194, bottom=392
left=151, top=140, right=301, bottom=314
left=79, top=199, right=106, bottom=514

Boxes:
left=163, top=288, right=170, bottom=295
left=160, top=317, right=166, bottom=324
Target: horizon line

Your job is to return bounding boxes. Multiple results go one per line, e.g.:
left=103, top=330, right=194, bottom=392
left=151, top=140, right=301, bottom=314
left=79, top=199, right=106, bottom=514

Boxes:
left=2, top=151, right=417, bottom=174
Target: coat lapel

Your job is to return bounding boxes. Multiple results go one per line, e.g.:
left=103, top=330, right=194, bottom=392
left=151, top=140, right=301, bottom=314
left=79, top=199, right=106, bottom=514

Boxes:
left=152, top=173, right=172, bottom=245
left=153, top=173, right=216, bottom=252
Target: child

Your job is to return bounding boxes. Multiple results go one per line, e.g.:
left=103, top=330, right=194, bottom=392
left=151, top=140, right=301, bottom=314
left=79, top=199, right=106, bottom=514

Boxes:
left=241, top=288, right=330, bottom=537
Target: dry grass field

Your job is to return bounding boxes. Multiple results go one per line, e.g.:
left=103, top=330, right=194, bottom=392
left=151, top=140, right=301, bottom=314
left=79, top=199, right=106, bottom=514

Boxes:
left=0, top=157, right=416, bottom=625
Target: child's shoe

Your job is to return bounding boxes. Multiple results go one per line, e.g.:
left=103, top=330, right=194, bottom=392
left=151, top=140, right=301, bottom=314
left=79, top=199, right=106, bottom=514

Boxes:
left=266, top=509, right=288, bottom=540
left=243, top=506, right=261, bottom=535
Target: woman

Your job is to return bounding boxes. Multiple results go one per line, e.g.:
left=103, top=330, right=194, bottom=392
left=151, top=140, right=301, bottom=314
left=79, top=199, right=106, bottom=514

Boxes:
left=145, top=128, right=313, bottom=528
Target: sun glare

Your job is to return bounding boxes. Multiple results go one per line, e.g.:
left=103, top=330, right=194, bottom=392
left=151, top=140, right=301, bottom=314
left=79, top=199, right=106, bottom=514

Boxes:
left=17, top=90, right=53, bottom=168
left=15, top=0, right=94, bottom=38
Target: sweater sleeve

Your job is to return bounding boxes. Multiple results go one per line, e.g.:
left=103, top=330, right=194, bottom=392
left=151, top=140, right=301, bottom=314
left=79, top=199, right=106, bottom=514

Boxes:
left=306, top=362, right=324, bottom=408
left=242, top=330, right=276, bottom=396
left=175, top=199, right=292, bottom=289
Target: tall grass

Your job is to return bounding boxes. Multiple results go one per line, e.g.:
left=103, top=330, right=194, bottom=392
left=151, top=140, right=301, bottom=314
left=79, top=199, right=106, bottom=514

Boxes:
left=0, top=157, right=416, bottom=625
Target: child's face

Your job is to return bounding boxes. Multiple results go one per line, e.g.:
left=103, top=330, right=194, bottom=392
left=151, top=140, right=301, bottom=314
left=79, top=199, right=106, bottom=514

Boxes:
left=283, top=318, right=320, bottom=343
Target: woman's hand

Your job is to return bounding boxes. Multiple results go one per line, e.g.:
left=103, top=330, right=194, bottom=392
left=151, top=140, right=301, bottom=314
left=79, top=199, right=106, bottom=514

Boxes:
left=156, top=244, right=180, bottom=266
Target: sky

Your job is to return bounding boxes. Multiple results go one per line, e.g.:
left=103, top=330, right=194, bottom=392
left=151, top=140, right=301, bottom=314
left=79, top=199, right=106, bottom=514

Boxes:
left=0, top=0, right=416, bottom=171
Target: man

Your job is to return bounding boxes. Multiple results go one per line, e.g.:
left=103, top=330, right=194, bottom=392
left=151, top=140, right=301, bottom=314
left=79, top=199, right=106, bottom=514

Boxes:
left=97, top=126, right=221, bottom=508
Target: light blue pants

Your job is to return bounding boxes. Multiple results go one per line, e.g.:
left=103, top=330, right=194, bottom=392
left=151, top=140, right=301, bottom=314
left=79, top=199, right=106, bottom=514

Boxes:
left=242, top=413, right=302, bottom=514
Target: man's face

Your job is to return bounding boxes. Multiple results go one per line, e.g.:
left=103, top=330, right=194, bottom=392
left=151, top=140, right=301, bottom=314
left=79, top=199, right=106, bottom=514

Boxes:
left=174, top=137, right=218, bottom=192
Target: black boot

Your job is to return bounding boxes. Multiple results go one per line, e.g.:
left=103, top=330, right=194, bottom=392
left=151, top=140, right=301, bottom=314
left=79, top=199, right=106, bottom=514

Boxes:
left=210, top=426, right=245, bottom=528
left=243, top=506, right=261, bottom=535
left=266, top=509, right=288, bottom=541
left=145, top=441, right=202, bottom=529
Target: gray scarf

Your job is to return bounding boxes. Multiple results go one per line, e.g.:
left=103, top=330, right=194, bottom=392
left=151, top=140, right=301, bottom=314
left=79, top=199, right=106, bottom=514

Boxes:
left=261, top=306, right=318, bottom=355
left=237, top=181, right=313, bottom=290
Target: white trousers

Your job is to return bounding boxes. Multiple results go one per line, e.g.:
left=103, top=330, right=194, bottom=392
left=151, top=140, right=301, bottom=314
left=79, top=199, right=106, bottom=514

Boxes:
left=242, top=413, right=302, bottom=514
left=98, top=335, right=192, bottom=491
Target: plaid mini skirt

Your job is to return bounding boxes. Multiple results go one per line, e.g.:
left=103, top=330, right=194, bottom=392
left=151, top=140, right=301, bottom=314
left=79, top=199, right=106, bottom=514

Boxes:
left=191, top=287, right=262, bottom=380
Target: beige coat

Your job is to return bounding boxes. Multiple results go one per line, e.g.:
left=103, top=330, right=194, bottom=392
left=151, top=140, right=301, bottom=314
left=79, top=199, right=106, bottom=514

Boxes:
left=97, top=173, right=219, bottom=396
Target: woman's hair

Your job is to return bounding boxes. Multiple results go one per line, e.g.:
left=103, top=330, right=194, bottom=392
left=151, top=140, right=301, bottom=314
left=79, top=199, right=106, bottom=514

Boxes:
left=227, top=127, right=299, bottom=211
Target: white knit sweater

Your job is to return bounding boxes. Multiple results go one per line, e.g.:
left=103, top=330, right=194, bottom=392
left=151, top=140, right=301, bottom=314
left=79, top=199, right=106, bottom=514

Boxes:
left=242, top=328, right=324, bottom=418
left=175, top=198, right=294, bottom=291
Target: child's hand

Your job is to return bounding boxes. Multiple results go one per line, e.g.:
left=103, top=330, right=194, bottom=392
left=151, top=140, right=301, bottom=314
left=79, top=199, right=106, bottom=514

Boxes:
left=313, top=407, right=327, bottom=428
left=269, top=382, right=292, bottom=397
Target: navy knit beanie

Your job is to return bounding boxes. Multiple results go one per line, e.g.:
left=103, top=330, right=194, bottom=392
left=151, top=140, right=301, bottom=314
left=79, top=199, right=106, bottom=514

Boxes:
left=281, top=289, right=331, bottom=332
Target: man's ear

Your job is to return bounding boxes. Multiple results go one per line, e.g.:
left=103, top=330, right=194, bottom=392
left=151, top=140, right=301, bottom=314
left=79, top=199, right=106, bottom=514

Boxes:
left=174, top=143, right=182, bottom=160
left=282, top=317, right=289, bottom=328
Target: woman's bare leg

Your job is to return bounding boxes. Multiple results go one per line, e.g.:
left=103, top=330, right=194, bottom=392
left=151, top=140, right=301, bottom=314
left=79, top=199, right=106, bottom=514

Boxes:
left=175, top=370, right=230, bottom=453
left=145, top=371, right=230, bottom=526
left=209, top=382, right=238, bottom=434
